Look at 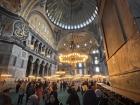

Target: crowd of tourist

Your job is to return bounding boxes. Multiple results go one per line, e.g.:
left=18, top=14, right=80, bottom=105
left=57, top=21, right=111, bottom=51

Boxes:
left=0, top=79, right=108, bottom=105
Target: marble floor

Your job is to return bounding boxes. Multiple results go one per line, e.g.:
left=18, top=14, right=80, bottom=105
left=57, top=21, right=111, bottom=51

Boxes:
left=9, top=89, right=83, bottom=105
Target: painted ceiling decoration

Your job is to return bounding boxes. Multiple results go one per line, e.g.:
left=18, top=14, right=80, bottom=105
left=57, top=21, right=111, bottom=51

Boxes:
left=0, top=0, right=101, bottom=53
left=28, top=12, right=55, bottom=47
left=13, top=20, right=29, bottom=40
left=46, top=0, right=98, bottom=30
left=58, top=32, right=98, bottom=54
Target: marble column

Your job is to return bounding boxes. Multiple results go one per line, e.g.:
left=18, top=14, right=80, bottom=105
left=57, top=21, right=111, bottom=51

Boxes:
left=29, top=38, right=35, bottom=50
left=84, top=63, right=87, bottom=75
left=48, top=64, right=51, bottom=76
left=74, top=69, right=77, bottom=75
left=36, top=43, right=39, bottom=53
left=45, top=48, right=48, bottom=57
left=47, top=68, right=49, bottom=76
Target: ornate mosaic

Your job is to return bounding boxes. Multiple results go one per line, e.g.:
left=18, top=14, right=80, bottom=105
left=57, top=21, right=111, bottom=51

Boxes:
left=13, top=21, right=29, bottom=40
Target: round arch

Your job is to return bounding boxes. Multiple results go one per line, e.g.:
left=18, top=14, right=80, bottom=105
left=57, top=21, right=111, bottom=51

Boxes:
left=26, top=55, right=33, bottom=77
left=27, top=10, right=55, bottom=47
left=39, top=61, right=45, bottom=76
left=33, top=59, right=40, bottom=76
left=57, top=31, right=99, bottom=54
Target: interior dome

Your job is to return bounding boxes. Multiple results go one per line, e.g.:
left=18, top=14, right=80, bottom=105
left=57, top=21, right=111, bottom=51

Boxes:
left=46, top=0, right=98, bottom=30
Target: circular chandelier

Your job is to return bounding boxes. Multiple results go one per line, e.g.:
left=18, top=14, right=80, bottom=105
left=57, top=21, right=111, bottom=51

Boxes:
left=46, top=0, right=98, bottom=30
left=55, top=71, right=66, bottom=75
left=59, top=52, right=88, bottom=64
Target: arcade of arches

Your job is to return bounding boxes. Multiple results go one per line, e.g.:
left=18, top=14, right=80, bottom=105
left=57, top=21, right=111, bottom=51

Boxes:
left=0, top=0, right=140, bottom=105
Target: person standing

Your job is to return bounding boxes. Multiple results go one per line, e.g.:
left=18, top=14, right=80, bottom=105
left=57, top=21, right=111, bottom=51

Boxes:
left=17, top=82, right=26, bottom=104
left=81, top=82, right=88, bottom=95
left=26, top=82, right=35, bottom=103
left=49, top=83, right=59, bottom=105
left=16, top=81, right=21, bottom=93
left=66, top=88, right=80, bottom=105
left=60, top=81, right=63, bottom=91
left=44, top=86, right=52, bottom=105
left=83, top=85, right=97, bottom=105
left=27, top=83, right=43, bottom=105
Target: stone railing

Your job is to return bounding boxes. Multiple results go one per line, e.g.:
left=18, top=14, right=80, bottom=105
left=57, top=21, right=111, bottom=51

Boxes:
left=97, top=83, right=140, bottom=105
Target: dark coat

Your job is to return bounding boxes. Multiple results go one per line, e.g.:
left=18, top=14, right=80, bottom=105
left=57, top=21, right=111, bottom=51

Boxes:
left=66, top=92, right=80, bottom=105
left=83, top=89, right=97, bottom=105
left=49, top=91, right=59, bottom=105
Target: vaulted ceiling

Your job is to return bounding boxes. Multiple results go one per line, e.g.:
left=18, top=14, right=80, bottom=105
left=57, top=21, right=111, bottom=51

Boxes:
left=0, top=0, right=102, bottom=54
left=58, top=31, right=99, bottom=54
left=46, top=0, right=98, bottom=30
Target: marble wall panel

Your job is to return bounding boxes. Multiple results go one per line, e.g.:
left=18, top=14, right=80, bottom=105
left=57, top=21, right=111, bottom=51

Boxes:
left=108, top=34, right=140, bottom=76
left=110, top=71, right=140, bottom=94
left=8, top=44, right=29, bottom=79
left=102, top=0, right=125, bottom=58
left=102, top=0, right=140, bottom=95
left=0, top=42, right=12, bottom=73
left=107, top=55, right=121, bottom=76
left=115, top=0, right=138, bottom=39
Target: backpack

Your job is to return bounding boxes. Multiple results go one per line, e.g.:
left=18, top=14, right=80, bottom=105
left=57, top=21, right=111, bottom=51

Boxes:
left=49, top=94, right=55, bottom=103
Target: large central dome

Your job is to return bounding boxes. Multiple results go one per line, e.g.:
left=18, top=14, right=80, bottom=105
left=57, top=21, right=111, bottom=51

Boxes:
left=46, top=0, right=98, bottom=30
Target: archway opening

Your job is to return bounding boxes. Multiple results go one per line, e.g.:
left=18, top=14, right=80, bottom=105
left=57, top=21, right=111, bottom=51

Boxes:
left=33, top=59, right=40, bottom=76
left=26, top=55, right=33, bottom=77
left=39, top=61, right=45, bottom=76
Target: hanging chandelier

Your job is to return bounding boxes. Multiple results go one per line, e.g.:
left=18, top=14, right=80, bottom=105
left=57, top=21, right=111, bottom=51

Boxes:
left=59, top=36, right=88, bottom=64
left=59, top=52, right=88, bottom=64
left=55, top=0, right=89, bottom=64
left=59, top=31, right=88, bottom=64
left=55, top=71, right=66, bottom=75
